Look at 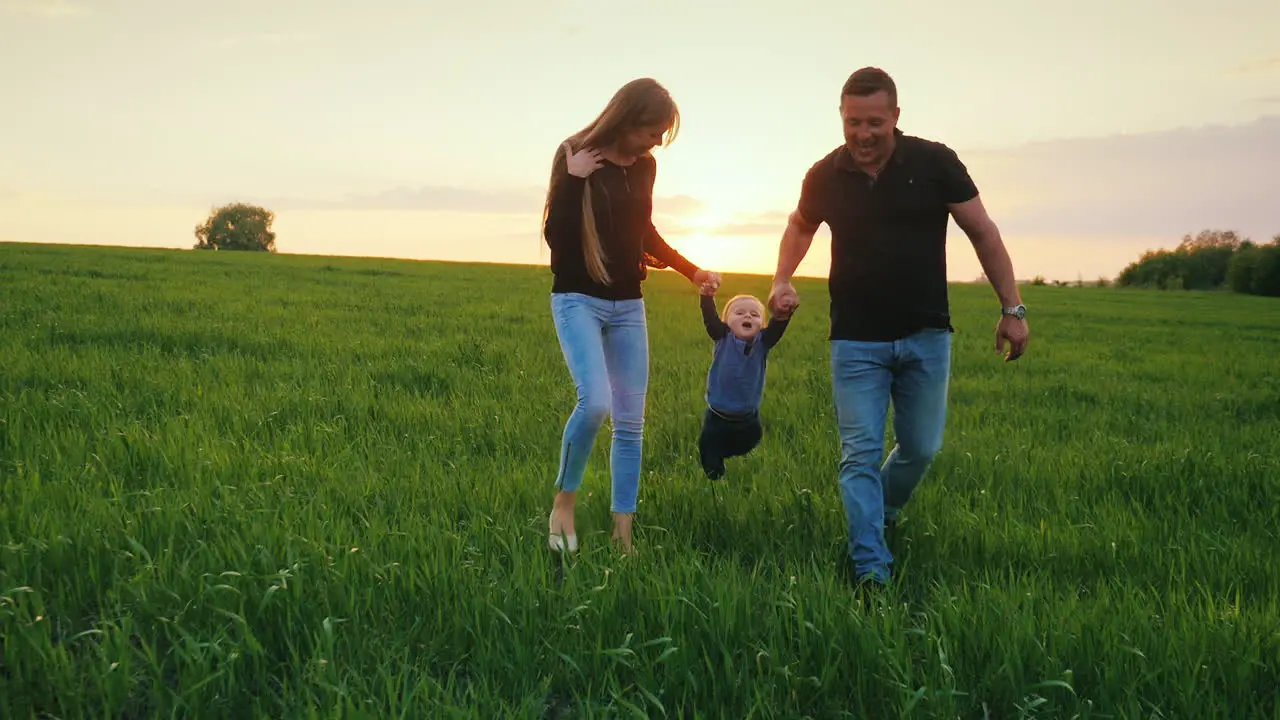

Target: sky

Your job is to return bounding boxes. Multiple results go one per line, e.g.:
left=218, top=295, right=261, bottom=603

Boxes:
left=2, top=0, right=1279, bottom=282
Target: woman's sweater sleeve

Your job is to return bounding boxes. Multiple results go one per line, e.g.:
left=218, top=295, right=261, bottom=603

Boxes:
left=643, top=224, right=700, bottom=280
left=543, top=173, right=586, bottom=251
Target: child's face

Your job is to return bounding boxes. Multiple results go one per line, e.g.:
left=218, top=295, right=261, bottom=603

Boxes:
left=725, top=298, right=765, bottom=340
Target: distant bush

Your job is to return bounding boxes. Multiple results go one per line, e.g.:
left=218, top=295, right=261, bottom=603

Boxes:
left=1118, top=249, right=1184, bottom=289
left=1226, top=238, right=1280, bottom=297
left=1117, top=230, right=1280, bottom=297
left=194, top=203, right=277, bottom=253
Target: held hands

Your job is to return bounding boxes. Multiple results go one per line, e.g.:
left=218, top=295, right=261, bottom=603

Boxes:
left=695, top=270, right=721, bottom=296
left=769, top=280, right=799, bottom=319
left=562, top=142, right=603, bottom=178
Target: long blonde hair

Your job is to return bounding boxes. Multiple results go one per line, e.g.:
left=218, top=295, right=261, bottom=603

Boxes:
left=543, top=78, right=680, bottom=285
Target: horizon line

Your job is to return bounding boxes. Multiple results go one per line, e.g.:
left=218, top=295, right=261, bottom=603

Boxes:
left=0, top=238, right=1113, bottom=284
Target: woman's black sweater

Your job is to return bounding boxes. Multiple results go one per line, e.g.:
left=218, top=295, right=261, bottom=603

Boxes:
left=543, top=153, right=700, bottom=300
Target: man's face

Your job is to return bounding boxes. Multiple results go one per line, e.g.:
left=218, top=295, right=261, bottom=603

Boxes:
left=840, top=90, right=899, bottom=168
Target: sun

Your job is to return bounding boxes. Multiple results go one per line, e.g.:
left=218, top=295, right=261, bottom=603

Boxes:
left=654, top=175, right=791, bottom=274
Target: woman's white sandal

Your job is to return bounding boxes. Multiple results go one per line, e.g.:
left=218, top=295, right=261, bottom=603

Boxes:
left=548, top=532, right=578, bottom=552
left=548, top=510, right=577, bottom=552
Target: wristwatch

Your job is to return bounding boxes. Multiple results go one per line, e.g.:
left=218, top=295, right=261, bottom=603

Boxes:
left=1002, top=304, right=1027, bottom=320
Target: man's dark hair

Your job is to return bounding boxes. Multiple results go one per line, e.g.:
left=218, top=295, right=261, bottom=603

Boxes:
left=842, top=67, right=897, bottom=107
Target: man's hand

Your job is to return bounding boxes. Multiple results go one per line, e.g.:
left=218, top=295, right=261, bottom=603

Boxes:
left=771, top=303, right=797, bottom=321
left=769, top=280, right=799, bottom=318
left=996, top=315, right=1029, bottom=361
left=768, top=210, right=816, bottom=318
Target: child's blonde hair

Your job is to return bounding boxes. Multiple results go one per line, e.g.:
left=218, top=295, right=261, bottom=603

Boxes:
left=721, top=294, right=767, bottom=323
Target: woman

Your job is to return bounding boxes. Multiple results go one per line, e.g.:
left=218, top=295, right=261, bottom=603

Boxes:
left=542, top=77, right=719, bottom=555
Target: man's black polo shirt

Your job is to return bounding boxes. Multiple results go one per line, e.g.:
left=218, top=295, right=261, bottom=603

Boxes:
left=796, top=128, right=979, bottom=342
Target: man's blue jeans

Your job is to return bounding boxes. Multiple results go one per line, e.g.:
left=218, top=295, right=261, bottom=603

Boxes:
left=550, top=292, right=648, bottom=514
left=830, top=327, right=952, bottom=582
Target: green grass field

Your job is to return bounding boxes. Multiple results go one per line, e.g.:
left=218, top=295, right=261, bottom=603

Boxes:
left=2, top=241, right=1278, bottom=718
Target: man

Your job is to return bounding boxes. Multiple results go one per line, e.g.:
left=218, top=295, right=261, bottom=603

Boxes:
left=769, top=67, right=1029, bottom=588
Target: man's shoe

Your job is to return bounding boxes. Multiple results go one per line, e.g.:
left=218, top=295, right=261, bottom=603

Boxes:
left=853, top=575, right=888, bottom=609
left=840, top=559, right=889, bottom=589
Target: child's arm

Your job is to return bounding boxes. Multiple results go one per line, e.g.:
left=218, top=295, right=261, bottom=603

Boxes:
left=761, top=308, right=793, bottom=348
left=700, top=294, right=728, bottom=341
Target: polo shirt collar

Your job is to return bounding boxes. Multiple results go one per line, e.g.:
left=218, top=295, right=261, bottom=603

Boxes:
left=836, top=128, right=907, bottom=173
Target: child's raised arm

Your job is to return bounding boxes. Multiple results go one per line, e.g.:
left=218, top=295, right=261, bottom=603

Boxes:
left=761, top=307, right=794, bottom=348
left=700, top=294, right=727, bottom=341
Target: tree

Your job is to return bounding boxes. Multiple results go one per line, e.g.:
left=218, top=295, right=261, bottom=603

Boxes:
left=1227, top=240, right=1280, bottom=297
left=194, top=202, right=277, bottom=252
left=1176, top=229, right=1245, bottom=252
left=1175, top=229, right=1240, bottom=289
left=1117, top=248, right=1186, bottom=288
left=1117, top=228, right=1248, bottom=290
left=1227, top=245, right=1260, bottom=293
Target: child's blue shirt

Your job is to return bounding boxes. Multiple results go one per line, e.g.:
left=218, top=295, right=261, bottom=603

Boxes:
left=701, top=295, right=791, bottom=417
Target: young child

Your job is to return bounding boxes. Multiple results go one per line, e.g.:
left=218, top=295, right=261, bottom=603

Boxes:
left=697, top=285, right=793, bottom=480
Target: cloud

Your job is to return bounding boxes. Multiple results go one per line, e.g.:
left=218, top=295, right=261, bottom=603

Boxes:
left=273, top=185, right=545, bottom=214
left=1254, top=95, right=1280, bottom=106
left=1, top=0, right=85, bottom=17
left=666, top=211, right=791, bottom=237
left=202, top=31, right=315, bottom=50
left=657, top=116, right=1279, bottom=249
left=706, top=221, right=785, bottom=236
left=261, top=114, right=1278, bottom=250
left=271, top=186, right=713, bottom=219
left=653, top=194, right=705, bottom=216
left=963, top=115, right=1280, bottom=240
left=1224, top=56, right=1280, bottom=76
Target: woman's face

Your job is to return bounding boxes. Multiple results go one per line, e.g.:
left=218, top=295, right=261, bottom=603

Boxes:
left=618, top=123, right=669, bottom=158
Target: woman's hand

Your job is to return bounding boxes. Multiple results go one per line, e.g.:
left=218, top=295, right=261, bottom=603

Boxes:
left=562, top=142, right=603, bottom=178
left=694, top=270, right=721, bottom=295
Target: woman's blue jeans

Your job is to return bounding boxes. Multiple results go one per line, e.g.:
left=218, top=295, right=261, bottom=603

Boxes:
left=550, top=292, right=648, bottom=514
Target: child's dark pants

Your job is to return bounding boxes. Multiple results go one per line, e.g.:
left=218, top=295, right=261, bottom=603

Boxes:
left=699, top=407, right=763, bottom=480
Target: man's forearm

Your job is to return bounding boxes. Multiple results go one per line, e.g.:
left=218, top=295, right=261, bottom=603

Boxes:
left=972, top=227, right=1022, bottom=307
left=773, top=214, right=816, bottom=283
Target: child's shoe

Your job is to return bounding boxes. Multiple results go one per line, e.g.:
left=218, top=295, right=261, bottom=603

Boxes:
left=701, top=448, right=726, bottom=480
